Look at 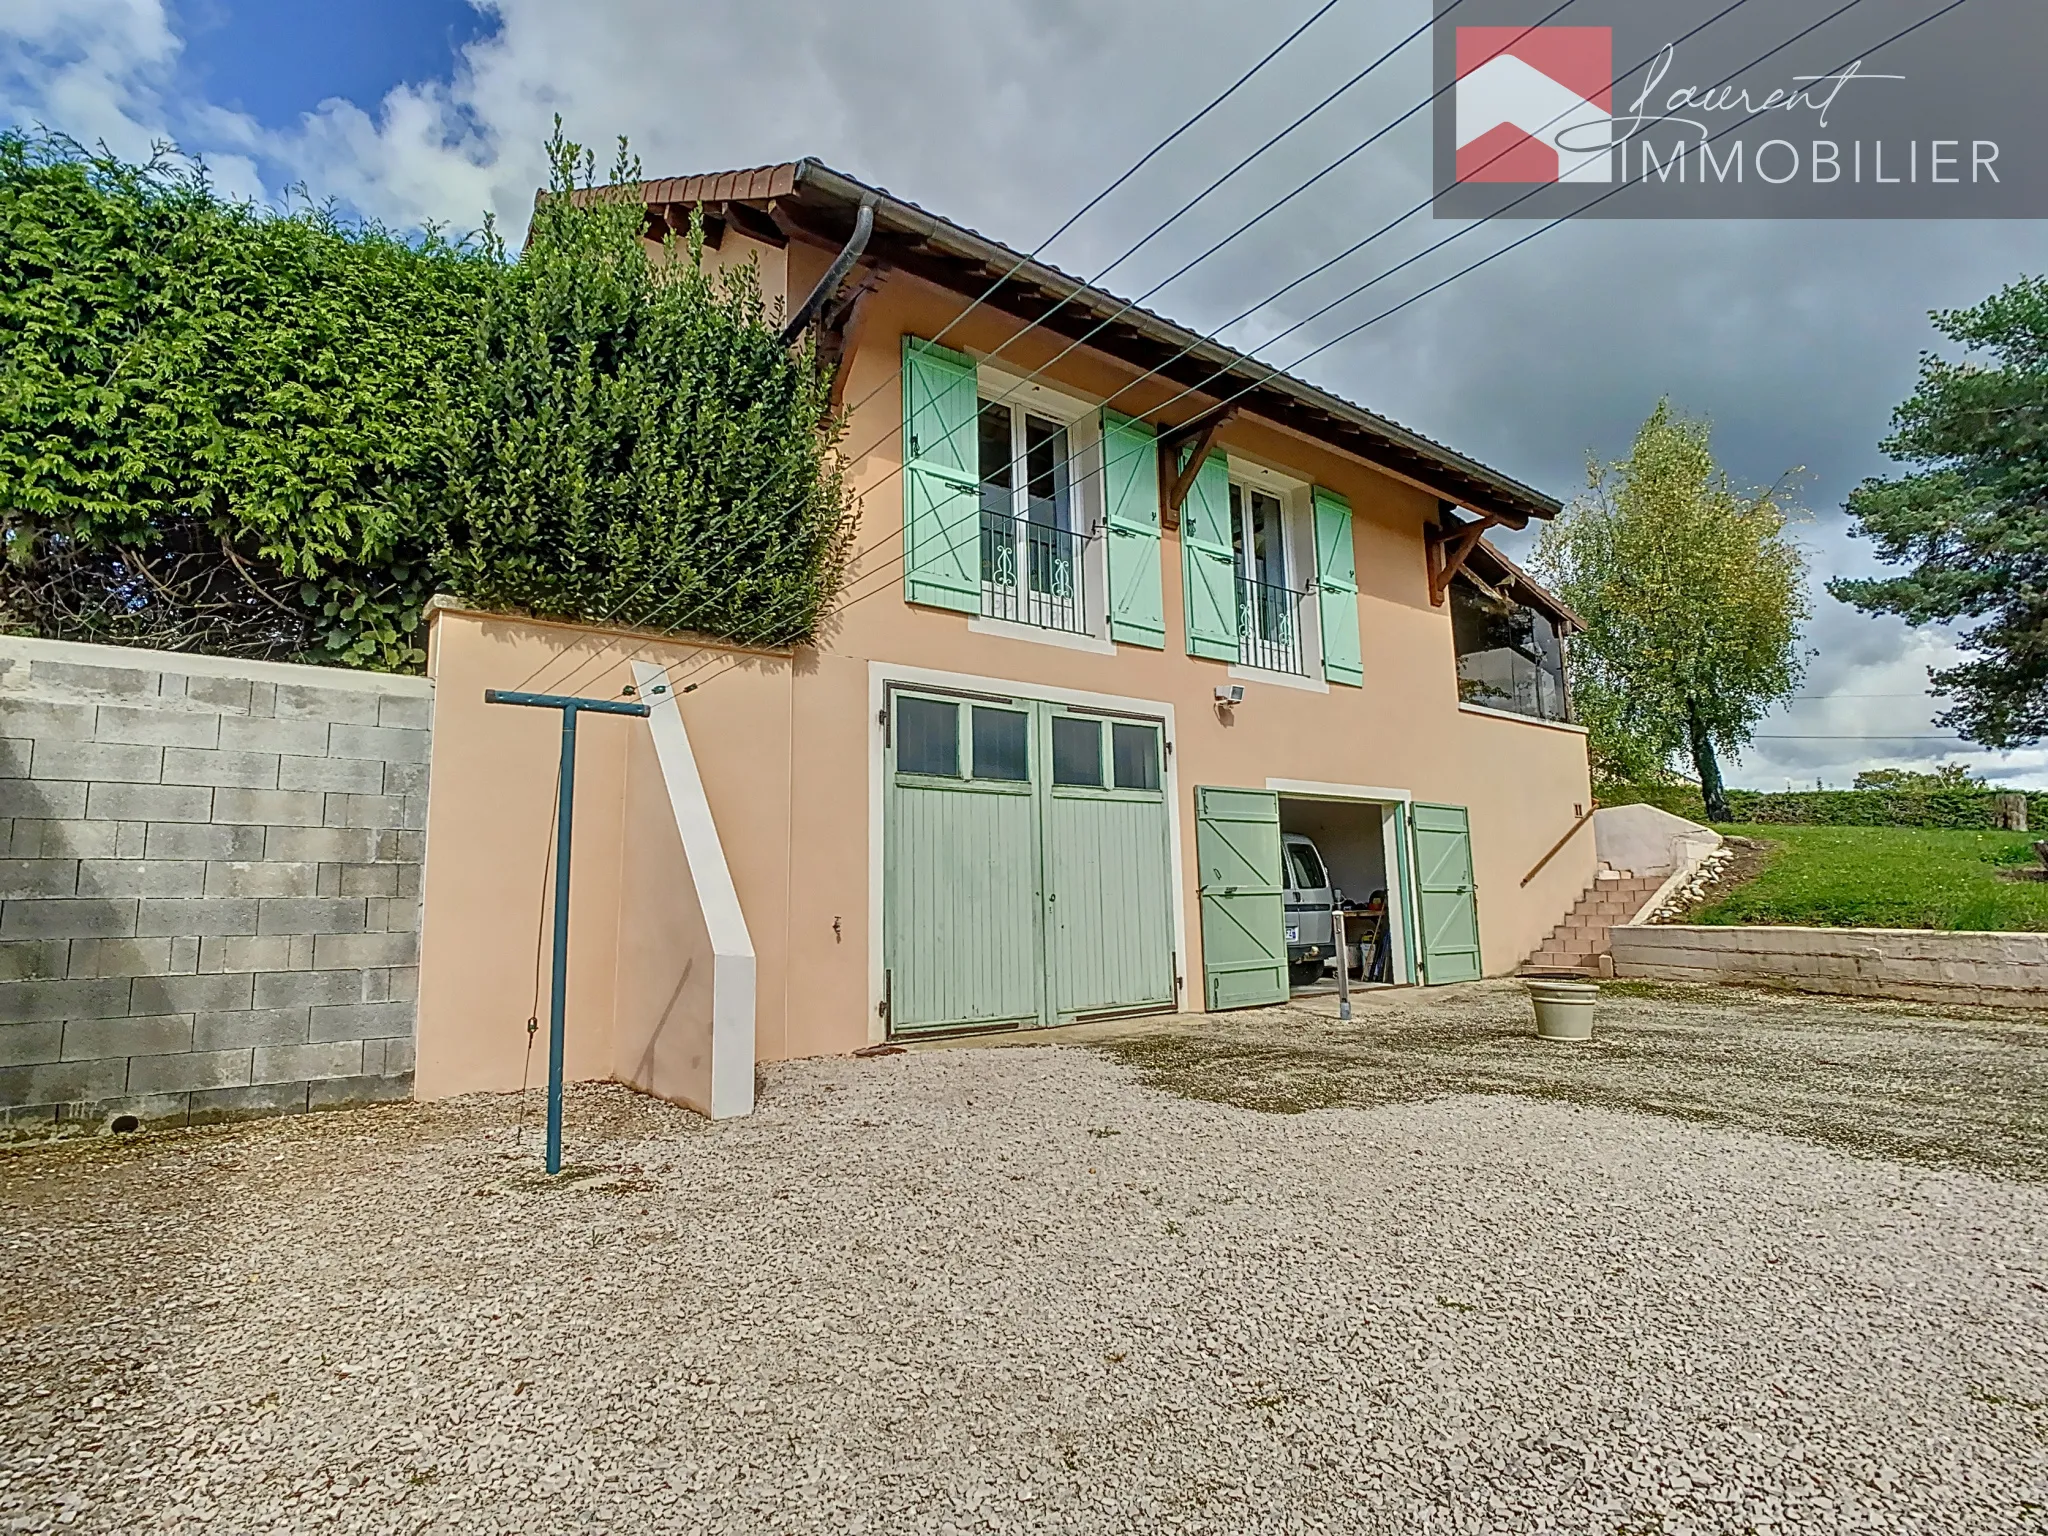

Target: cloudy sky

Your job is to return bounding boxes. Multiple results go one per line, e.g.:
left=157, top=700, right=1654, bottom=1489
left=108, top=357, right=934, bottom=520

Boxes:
left=6, top=0, right=2043, bottom=788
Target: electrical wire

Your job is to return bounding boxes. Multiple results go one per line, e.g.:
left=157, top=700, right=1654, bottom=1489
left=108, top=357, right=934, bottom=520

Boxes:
left=538, top=0, right=1739, bottom=704
left=504, top=0, right=1359, bottom=696
left=644, top=0, right=1975, bottom=711
left=526, top=0, right=1591, bottom=701
left=550, top=0, right=1860, bottom=703
left=512, top=757, right=560, bottom=1152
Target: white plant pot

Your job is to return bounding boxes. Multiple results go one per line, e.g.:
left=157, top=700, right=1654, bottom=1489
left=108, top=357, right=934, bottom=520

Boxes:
left=1526, top=977, right=1598, bottom=1041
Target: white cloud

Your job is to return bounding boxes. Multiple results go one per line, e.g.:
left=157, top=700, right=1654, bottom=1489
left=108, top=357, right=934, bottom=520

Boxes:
left=0, top=0, right=176, bottom=159
left=3, top=0, right=2045, bottom=785
left=0, top=0, right=265, bottom=195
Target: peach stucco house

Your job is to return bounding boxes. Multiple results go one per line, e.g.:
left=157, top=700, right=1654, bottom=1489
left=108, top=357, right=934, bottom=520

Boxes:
left=414, top=161, right=1593, bottom=1118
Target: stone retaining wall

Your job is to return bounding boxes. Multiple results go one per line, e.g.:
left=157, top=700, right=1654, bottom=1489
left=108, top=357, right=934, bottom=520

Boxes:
left=0, top=637, right=431, bottom=1136
left=1609, top=924, right=2048, bottom=1010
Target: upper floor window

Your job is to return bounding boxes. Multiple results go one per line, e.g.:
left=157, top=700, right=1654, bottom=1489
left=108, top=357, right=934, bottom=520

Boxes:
left=1228, top=481, right=1307, bottom=675
left=978, top=400, right=1088, bottom=634
left=1451, top=577, right=1570, bottom=722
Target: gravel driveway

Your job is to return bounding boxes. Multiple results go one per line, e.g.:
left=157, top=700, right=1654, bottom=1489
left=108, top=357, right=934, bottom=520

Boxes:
left=1085, top=978, right=2048, bottom=1181
left=4, top=987, right=2046, bottom=1535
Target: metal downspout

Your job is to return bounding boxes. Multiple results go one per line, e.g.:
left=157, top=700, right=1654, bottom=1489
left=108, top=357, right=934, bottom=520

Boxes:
left=778, top=194, right=876, bottom=347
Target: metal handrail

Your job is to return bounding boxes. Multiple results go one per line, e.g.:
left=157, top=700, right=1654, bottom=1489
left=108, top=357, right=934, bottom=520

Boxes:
left=1521, top=808, right=1593, bottom=887
left=1236, top=575, right=1308, bottom=675
left=980, top=507, right=1091, bottom=635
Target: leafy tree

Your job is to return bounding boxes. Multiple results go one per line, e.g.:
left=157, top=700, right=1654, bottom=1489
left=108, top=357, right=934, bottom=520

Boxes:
left=1852, top=762, right=1982, bottom=791
left=0, top=130, right=491, bottom=668
left=0, top=125, right=855, bottom=669
left=434, top=128, right=854, bottom=646
left=1573, top=686, right=1675, bottom=786
left=1537, top=402, right=1810, bottom=821
left=1832, top=277, right=2048, bottom=748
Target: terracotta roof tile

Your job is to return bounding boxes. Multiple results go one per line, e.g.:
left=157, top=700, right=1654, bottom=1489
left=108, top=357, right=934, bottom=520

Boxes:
left=585, top=158, right=1559, bottom=523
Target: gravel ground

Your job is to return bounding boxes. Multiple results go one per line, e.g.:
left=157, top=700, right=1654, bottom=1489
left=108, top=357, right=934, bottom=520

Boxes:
left=1090, top=978, right=2048, bottom=1181
left=4, top=992, right=2047, bottom=1535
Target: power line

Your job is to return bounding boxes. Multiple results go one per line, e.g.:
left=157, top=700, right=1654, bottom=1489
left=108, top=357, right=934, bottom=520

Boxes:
left=538, top=0, right=1611, bottom=702
left=650, top=0, right=1879, bottom=691
left=535, top=0, right=1699, bottom=706
left=567, top=0, right=1964, bottom=708
left=621, top=0, right=1795, bottom=683
left=540, top=0, right=1750, bottom=702
left=505, top=0, right=1365, bottom=696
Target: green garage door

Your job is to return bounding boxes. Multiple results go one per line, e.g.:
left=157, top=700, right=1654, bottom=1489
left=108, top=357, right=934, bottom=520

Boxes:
left=884, top=693, right=1043, bottom=1034
left=884, top=691, right=1173, bottom=1035
left=1412, top=802, right=1481, bottom=984
left=1044, top=708, right=1175, bottom=1019
left=1195, top=786, right=1288, bottom=1010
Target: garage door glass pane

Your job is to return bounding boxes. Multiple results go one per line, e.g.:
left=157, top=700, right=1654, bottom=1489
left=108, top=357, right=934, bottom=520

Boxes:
left=1111, top=723, right=1160, bottom=791
left=896, top=697, right=959, bottom=777
left=972, top=707, right=1029, bottom=781
left=1051, top=716, right=1102, bottom=786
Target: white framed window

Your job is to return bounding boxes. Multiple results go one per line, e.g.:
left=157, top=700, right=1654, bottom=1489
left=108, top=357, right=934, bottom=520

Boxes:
left=1223, top=462, right=1320, bottom=678
left=971, top=369, right=1104, bottom=640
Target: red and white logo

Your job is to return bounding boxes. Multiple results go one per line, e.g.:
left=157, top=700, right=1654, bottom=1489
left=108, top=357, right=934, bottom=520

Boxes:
left=1455, top=27, right=1615, bottom=183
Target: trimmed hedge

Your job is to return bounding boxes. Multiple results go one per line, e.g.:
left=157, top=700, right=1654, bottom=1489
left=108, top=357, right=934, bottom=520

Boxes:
left=1595, top=783, right=2047, bottom=829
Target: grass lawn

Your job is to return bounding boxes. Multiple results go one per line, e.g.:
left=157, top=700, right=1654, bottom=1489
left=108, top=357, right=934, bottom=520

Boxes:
left=1693, top=822, right=2048, bottom=931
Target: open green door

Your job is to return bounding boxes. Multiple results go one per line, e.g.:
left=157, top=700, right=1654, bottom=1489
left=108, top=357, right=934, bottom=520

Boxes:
left=1195, top=787, right=1287, bottom=1010
left=1412, top=802, right=1481, bottom=984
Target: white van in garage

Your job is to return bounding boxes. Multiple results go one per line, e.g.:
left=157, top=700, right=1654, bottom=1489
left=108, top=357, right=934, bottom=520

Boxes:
left=1282, top=833, right=1336, bottom=987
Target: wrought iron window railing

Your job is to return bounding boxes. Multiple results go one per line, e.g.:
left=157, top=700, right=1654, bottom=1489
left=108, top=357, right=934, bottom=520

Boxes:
left=1237, top=576, right=1308, bottom=675
left=980, top=509, right=1090, bottom=635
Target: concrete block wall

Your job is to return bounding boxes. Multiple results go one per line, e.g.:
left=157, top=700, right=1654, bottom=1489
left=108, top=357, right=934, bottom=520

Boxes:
left=1609, top=923, right=2048, bottom=1010
left=0, top=636, right=432, bottom=1136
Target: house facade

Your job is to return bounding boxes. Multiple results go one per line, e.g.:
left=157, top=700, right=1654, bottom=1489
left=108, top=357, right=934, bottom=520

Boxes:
left=413, top=162, right=1594, bottom=1117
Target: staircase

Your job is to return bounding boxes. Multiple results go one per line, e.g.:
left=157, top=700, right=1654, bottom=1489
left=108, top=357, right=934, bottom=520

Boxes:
left=1522, top=867, right=1667, bottom=975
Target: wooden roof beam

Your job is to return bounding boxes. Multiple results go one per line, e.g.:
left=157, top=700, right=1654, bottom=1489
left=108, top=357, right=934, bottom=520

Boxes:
left=721, top=199, right=788, bottom=247
left=1156, top=409, right=1237, bottom=531
left=656, top=202, right=723, bottom=247
left=1425, top=512, right=1503, bottom=607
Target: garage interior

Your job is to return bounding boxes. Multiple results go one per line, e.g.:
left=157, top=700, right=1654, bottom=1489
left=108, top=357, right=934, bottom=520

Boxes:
left=1277, top=796, right=1412, bottom=994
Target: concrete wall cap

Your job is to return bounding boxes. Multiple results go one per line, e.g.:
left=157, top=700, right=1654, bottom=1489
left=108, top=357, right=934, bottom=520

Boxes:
left=1593, top=803, right=1719, bottom=878
left=0, top=635, right=432, bottom=697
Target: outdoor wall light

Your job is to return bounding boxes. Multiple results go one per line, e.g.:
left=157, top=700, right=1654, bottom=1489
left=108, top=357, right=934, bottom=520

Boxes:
left=1214, top=684, right=1246, bottom=705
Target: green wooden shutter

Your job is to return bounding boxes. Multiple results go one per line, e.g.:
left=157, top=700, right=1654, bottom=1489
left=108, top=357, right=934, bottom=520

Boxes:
left=1195, top=786, right=1288, bottom=1009
left=1412, top=802, right=1481, bottom=984
left=1313, top=488, right=1363, bottom=687
left=1179, top=450, right=1237, bottom=661
left=902, top=336, right=981, bottom=613
left=1102, top=410, right=1164, bottom=648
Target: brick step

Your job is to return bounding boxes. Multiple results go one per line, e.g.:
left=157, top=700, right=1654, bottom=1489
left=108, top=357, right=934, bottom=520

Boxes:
left=1521, top=868, right=1668, bottom=972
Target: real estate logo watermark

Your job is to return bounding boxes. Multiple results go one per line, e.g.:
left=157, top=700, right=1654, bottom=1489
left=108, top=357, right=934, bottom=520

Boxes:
left=1432, top=0, right=2044, bottom=217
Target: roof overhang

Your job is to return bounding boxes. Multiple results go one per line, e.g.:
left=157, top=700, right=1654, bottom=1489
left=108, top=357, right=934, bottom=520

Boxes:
left=1462, top=535, right=1582, bottom=633
left=617, top=159, right=1563, bottom=529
